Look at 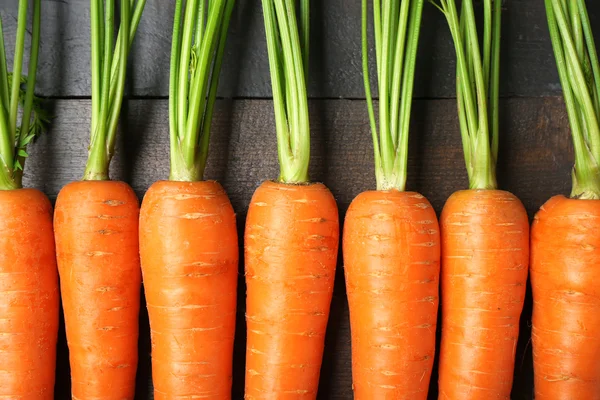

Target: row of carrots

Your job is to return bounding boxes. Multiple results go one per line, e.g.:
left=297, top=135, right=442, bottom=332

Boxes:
left=1, top=0, right=599, bottom=399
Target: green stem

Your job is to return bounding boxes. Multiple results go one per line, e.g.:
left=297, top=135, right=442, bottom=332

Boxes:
left=0, top=18, right=9, bottom=107
left=9, top=0, right=28, bottom=148
left=545, top=0, right=600, bottom=199
left=434, top=0, right=498, bottom=190
left=262, top=0, right=310, bottom=184
left=13, top=0, right=42, bottom=186
left=169, top=0, right=235, bottom=182
left=84, top=0, right=143, bottom=181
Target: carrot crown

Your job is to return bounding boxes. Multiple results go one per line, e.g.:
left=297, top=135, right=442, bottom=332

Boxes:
left=83, top=0, right=146, bottom=181
left=432, top=0, right=501, bottom=190
left=545, top=0, right=600, bottom=200
left=0, top=0, right=49, bottom=191
left=262, top=0, right=310, bottom=184
left=362, top=0, right=425, bottom=191
left=168, top=0, right=235, bottom=182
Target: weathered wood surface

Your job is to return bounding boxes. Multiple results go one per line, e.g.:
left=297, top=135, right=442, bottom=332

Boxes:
left=1, top=0, right=599, bottom=99
left=23, top=97, right=571, bottom=399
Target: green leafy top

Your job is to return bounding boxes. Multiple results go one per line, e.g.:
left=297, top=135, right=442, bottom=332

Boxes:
left=262, top=0, right=311, bottom=184
left=432, top=0, right=501, bottom=190
left=0, top=0, right=48, bottom=191
left=363, top=0, right=425, bottom=191
left=545, top=0, right=600, bottom=199
left=83, top=0, right=146, bottom=181
left=168, top=0, right=235, bottom=182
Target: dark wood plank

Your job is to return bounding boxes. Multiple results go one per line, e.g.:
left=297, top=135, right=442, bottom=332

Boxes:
left=1, top=0, right=599, bottom=99
left=21, top=97, right=571, bottom=399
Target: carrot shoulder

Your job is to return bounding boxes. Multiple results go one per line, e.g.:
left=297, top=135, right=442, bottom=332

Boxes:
left=0, top=189, right=59, bottom=399
left=54, top=180, right=141, bottom=399
left=343, top=190, right=439, bottom=399
left=245, top=181, right=339, bottom=398
left=438, top=189, right=529, bottom=399
left=531, top=195, right=600, bottom=399
left=140, top=180, right=238, bottom=399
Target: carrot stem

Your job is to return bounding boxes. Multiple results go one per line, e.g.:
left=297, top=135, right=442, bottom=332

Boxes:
left=363, top=0, right=424, bottom=191
left=545, top=0, right=600, bottom=199
left=169, top=0, right=234, bottom=182
left=432, top=0, right=499, bottom=190
left=0, top=0, right=46, bottom=190
left=262, top=0, right=310, bottom=184
left=84, top=0, right=146, bottom=181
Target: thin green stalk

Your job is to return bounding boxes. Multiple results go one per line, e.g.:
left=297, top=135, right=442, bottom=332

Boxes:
left=490, top=0, right=501, bottom=162
left=9, top=0, right=28, bottom=147
left=0, top=18, right=9, bottom=107
left=362, top=0, right=383, bottom=187
left=14, top=0, right=42, bottom=186
left=177, top=0, right=200, bottom=141
left=300, top=0, right=309, bottom=76
left=169, top=0, right=184, bottom=178
left=90, top=0, right=102, bottom=140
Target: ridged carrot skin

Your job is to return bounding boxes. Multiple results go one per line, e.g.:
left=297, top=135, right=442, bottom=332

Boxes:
left=139, top=180, right=238, bottom=399
left=244, top=181, right=339, bottom=399
left=343, top=190, right=440, bottom=400
left=531, top=195, right=600, bottom=399
left=0, top=189, right=59, bottom=399
left=438, top=189, right=529, bottom=399
left=54, top=180, right=141, bottom=399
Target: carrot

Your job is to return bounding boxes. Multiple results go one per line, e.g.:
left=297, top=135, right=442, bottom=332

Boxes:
left=139, top=2, right=237, bottom=398
left=245, top=1, right=340, bottom=397
left=53, top=1, right=146, bottom=398
left=531, top=2, right=600, bottom=398
left=0, top=2, right=59, bottom=398
left=55, top=181, right=141, bottom=397
left=433, top=1, right=530, bottom=398
left=342, top=1, right=439, bottom=398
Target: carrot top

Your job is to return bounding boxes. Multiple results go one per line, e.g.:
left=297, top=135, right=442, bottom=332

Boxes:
left=362, top=0, right=425, bottom=191
left=432, top=0, right=501, bottom=190
left=262, top=0, right=310, bottom=184
left=545, top=0, right=600, bottom=200
left=83, top=0, right=146, bottom=181
left=168, top=0, right=234, bottom=182
left=0, top=0, right=49, bottom=191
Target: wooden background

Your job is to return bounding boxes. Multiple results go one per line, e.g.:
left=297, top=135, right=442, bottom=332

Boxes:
left=2, top=0, right=600, bottom=399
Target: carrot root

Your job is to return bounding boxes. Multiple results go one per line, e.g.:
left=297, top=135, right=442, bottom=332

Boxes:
left=140, top=180, right=238, bottom=399
left=531, top=195, right=600, bottom=400
left=438, top=189, right=529, bottom=400
left=244, top=181, right=339, bottom=399
left=0, top=189, right=59, bottom=399
left=343, top=190, right=440, bottom=400
left=54, top=180, right=141, bottom=399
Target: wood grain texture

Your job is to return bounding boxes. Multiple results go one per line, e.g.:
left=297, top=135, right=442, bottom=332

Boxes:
left=21, top=97, right=572, bottom=399
left=0, top=0, right=598, bottom=99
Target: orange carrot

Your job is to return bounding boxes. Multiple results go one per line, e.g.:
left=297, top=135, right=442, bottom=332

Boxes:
left=0, top=189, right=59, bottom=399
left=55, top=181, right=141, bottom=398
left=140, top=181, right=238, bottom=398
left=531, top=196, right=600, bottom=399
left=53, top=2, right=146, bottom=398
left=344, top=191, right=439, bottom=398
left=439, top=190, right=529, bottom=398
left=245, top=181, right=339, bottom=398
left=0, top=2, right=59, bottom=398
left=343, top=1, right=438, bottom=397
left=435, top=1, right=530, bottom=398
left=139, top=2, right=236, bottom=398
left=531, top=2, right=600, bottom=398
